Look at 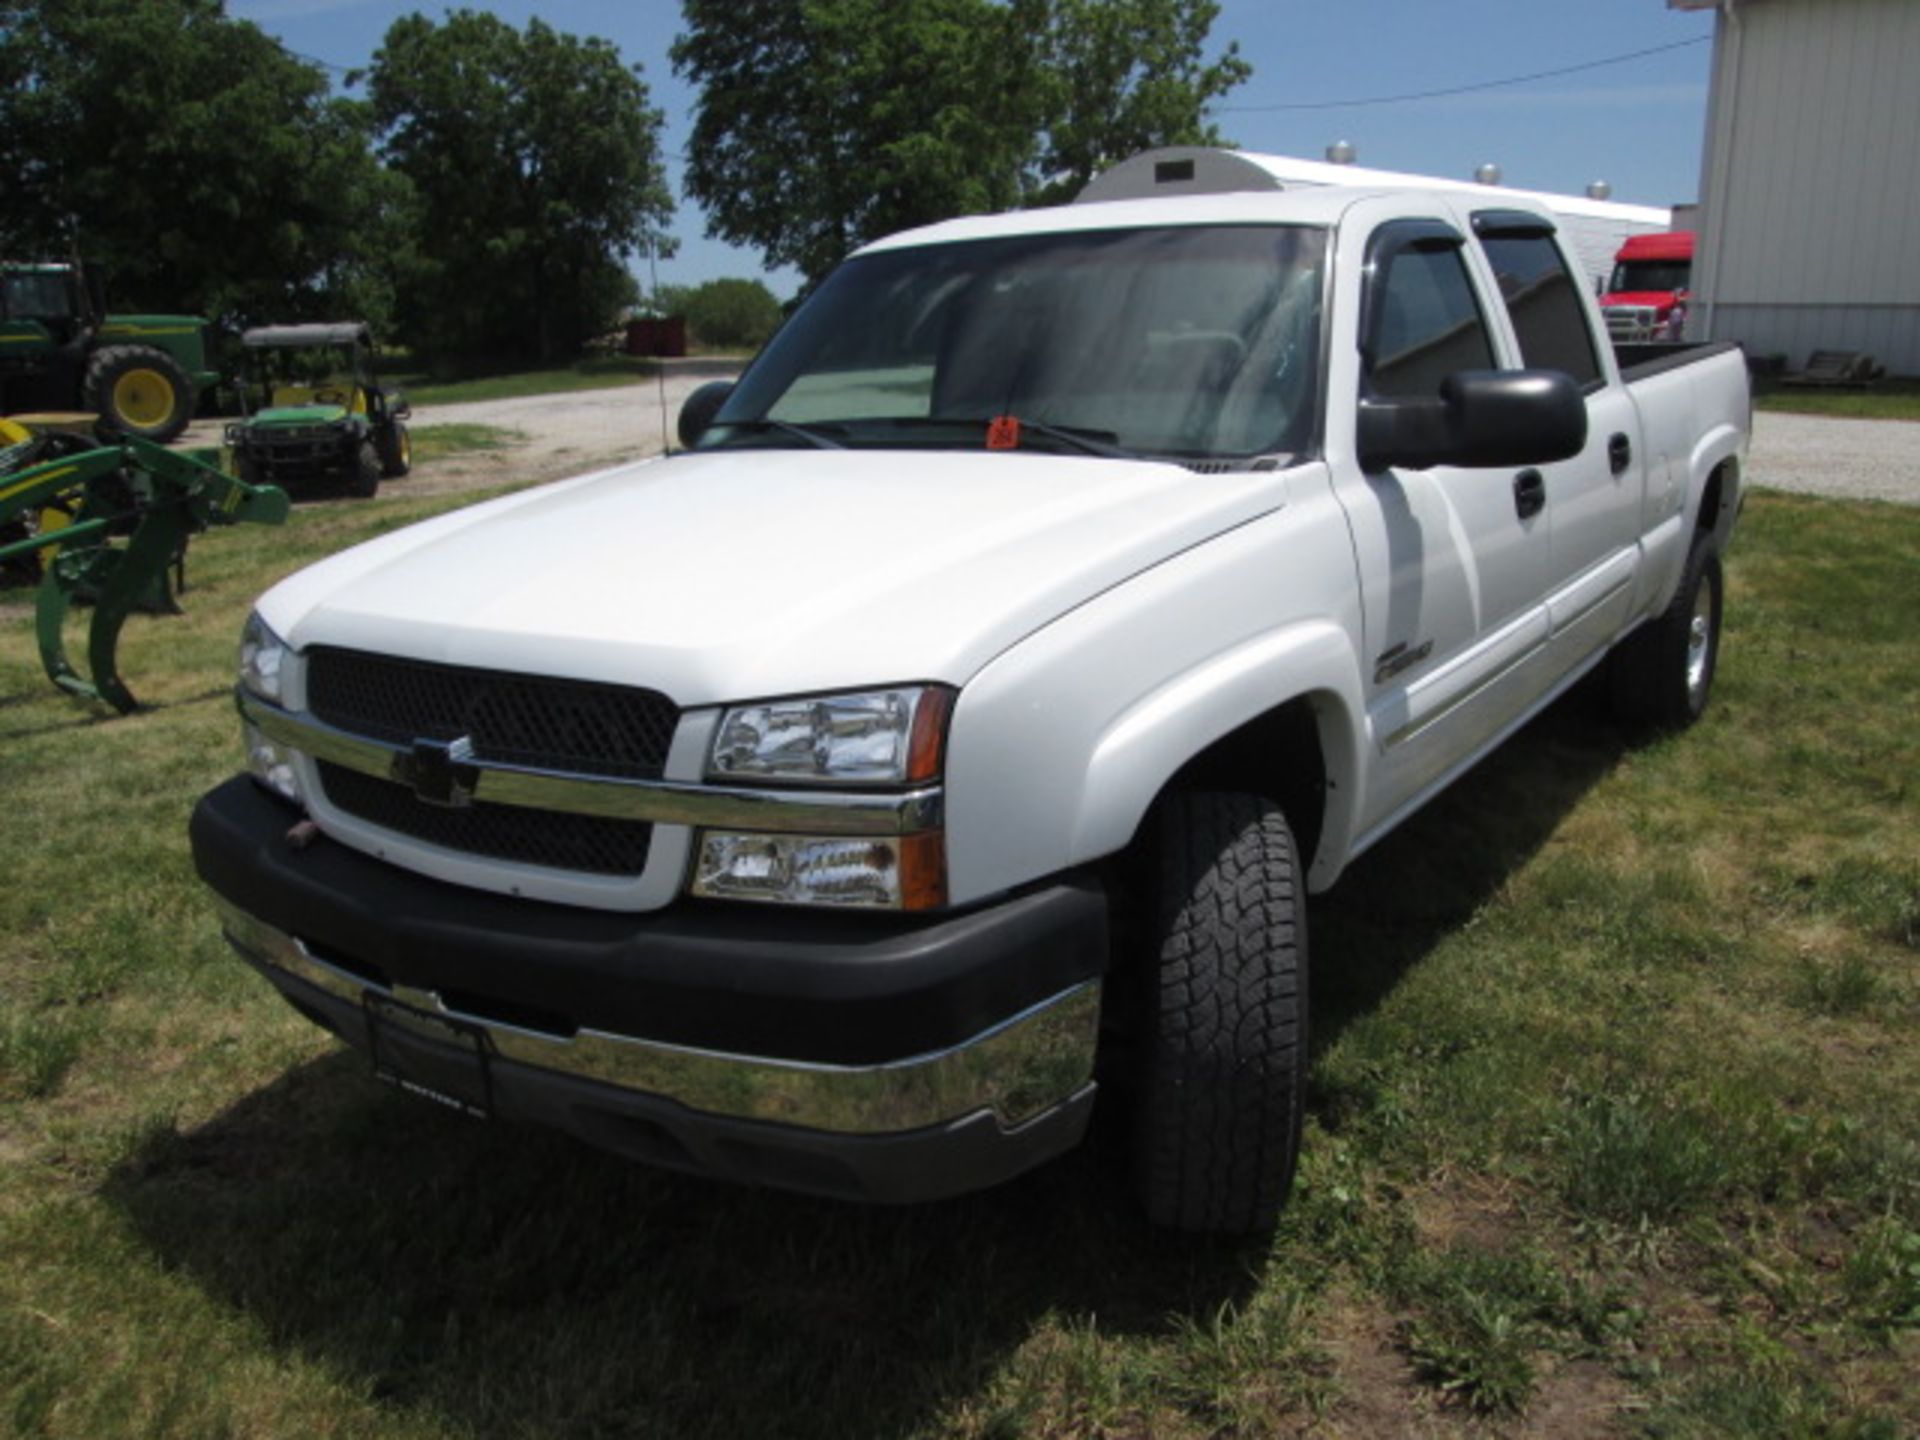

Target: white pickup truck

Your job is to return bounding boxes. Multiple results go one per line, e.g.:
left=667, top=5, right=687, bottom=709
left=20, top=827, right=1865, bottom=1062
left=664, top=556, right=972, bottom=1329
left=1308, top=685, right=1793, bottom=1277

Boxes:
left=191, top=182, right=1748, bottom=1233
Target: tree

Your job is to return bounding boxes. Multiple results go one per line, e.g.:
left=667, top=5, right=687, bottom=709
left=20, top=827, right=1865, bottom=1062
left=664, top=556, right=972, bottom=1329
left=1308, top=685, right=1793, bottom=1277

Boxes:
left=366, top=11, right=674, bottom=363
left=679, top=278, right=785, bottom=350
left=673, top=0, right=1047, bottom=286
left=0, top=0, right=394, bottom=324
left=673, top=0, right=1248, bottom=285
left=1029, top=0, right=1249, bottom=205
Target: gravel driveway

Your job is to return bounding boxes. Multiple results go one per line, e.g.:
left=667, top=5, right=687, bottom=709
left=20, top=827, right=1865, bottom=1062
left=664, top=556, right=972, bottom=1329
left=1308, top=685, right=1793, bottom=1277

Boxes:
left=423, top=388, right=1914, bottom=509
left=1748, top=410, right=1920, bottom=505
left=382, top=369, right=736, bottom=498
left=188, top=376, right=1918, bottom=507
left=179, top=368, right=737, bottom=501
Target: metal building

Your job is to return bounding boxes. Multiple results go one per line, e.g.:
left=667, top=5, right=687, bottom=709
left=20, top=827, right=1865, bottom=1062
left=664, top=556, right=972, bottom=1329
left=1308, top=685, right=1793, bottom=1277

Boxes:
left=1676, top=0, right=1920, bottom=373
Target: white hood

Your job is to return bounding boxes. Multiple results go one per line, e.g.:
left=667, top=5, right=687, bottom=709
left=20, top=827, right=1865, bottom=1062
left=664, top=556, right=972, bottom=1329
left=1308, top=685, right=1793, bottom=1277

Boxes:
left=262, top=448, right=1289, bottom=707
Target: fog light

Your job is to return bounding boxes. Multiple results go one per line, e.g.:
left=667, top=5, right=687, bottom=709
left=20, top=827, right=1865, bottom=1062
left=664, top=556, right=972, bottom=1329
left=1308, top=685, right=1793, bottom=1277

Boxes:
left=244, top=722, right=302, bottom=805
left=692, top=830, right=945, bottom=910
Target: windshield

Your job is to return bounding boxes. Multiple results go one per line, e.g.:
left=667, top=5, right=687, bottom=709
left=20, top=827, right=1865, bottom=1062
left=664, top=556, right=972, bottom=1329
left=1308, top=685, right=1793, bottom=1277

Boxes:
left=708, top=225, right=1327, bottom=464
left=1607, top=260, right=1690, bottom=295
left=243, top=345, right=364, bottom=412
left=2, top=272, right=74, bottom=320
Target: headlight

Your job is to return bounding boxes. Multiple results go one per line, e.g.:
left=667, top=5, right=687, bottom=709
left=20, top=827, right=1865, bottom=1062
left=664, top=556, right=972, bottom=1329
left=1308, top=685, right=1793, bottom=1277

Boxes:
left=238, top=611, right=288, bottom=704
left=708, top=685, right=953, bottom=785
left=243, top=721, right=302, bottom=804
left=692, top=831, right=945, bottom=910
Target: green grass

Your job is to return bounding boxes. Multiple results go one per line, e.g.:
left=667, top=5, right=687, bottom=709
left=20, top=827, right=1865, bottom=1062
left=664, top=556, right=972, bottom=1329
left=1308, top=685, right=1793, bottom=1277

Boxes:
left=407, top=422, right=525, bottom=464
left=1754, top=376, right=1920, bottom=420
left=389, top=356, right=663, bottom=407
left=2, top=490, right=1917, bottom=1435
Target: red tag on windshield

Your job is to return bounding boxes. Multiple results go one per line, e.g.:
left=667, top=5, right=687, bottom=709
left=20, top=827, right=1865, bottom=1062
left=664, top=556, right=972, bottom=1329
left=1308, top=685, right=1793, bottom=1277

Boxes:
left=986, top=415, right=1021, bottom=451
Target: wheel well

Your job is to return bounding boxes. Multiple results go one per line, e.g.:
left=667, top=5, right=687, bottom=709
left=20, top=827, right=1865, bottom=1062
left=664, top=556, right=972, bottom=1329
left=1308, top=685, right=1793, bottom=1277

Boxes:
left=1697, top=461, right=1733, bottom=544
left=1158, top=695, right=1328, bottom=873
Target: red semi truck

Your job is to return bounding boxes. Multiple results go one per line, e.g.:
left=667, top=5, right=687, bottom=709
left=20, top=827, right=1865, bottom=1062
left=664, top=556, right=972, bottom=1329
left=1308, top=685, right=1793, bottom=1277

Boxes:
left=1599, top=230, right=1695, bottom=342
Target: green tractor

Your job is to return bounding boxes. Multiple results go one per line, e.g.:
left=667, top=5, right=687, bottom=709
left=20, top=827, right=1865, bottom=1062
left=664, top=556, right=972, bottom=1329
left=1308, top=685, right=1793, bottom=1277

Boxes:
left=227, top=323, right=412, bottom=499
left=0, top=260, right=220, bottom=444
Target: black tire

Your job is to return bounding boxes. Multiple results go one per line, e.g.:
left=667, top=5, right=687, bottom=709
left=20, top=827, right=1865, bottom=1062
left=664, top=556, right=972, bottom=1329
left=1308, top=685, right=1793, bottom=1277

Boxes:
left=82, top=345, right=194, bottom=443
left=1610, top=540, right=1722, bottom=730
left=346, top=439, right=381, bottom=499
left=1132, top=790, right=1308, bottom=1233
left=0, top=515, right=40, bottom=588
left=234, top=451, right=262, bottom=487
left=378, top=420, right=412, bottom=477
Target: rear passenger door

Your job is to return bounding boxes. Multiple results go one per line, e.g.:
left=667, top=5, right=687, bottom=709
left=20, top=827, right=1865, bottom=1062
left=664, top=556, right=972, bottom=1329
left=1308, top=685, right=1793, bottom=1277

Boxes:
left=1472, top=213, right=1643, bottom=659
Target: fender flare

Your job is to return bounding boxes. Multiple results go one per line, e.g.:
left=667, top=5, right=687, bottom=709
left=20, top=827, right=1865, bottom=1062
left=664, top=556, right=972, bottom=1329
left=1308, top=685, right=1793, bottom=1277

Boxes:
left=1069, top=619, right=1368, bottom=891
left=1685, top=423, right=1743, bottom=545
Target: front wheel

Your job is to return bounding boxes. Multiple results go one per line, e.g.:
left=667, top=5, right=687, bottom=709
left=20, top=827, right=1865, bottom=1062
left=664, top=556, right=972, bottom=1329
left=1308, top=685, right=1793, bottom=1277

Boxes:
left=1610, top=541, right=1722, bottom=730
left=1131, top=790, right=1308, bottom=1233
left=346, top=439, right=381, bottom=499
left=378, top=420, right=412, bottom=477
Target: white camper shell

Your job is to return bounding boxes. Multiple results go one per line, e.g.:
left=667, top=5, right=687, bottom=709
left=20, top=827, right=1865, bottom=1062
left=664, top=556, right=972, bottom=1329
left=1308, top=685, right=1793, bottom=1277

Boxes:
left=1079, top=146, right=1672, bottom=291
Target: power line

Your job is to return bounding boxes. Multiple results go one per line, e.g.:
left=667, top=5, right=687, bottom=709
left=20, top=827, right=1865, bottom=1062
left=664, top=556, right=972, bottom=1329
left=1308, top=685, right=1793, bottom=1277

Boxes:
left=284, top=47, right=355, bottom=76
left=1213, top=35, right=1710, bottom=114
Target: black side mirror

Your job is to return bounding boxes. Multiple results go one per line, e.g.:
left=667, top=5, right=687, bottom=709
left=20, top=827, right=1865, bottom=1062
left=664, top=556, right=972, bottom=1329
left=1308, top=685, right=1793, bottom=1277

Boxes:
left=1356, top=369, right=1587, bottom=472
left=677, top=380, right=735, bottom=449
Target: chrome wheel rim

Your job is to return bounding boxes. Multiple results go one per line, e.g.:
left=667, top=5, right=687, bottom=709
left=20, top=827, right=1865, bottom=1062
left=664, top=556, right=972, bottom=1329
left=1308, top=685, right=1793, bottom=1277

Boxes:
left=1685, top=572, right=1716, bottom=705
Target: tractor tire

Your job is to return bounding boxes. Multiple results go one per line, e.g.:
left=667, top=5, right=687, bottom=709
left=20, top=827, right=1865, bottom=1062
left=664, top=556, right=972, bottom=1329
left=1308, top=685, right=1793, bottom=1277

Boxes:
left=346, top=439, right=381, bottom=499
left=1609, top=540, right=1722, bottom=731
left=234, top=451, right=263, bottom=487
left=1131, top=790, right=1308, bottom=1233
left=83, top=345, right=194, bottom=444
left=378, top=421, right=412, bottom=478
left=0, top=515, right=39, bottom=588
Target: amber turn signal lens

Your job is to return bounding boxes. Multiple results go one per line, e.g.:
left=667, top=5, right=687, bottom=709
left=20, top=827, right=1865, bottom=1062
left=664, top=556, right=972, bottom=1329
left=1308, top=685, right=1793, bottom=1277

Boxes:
left=905, top=686, right=954, bottom=784
left=898, top=829, right=948, bottom=910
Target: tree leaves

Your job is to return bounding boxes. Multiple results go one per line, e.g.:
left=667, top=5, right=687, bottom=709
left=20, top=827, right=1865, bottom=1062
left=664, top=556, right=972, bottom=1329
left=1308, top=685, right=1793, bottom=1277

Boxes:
left=0, top=2, right=670, bottom=358
left=366, top=11, right=672, bottom=363
left=0, top=0, right=391, bottom=324
left=672, top=0, right=1248, bottom=284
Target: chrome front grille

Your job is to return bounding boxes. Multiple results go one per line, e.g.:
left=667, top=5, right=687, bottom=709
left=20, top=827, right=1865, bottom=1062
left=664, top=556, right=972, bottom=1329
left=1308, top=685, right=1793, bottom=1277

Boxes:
left=318, top=761, right=654, bottom=876
left=305, top=647, right=677, bottom=780
left=302, top=648, right=678, bottom=877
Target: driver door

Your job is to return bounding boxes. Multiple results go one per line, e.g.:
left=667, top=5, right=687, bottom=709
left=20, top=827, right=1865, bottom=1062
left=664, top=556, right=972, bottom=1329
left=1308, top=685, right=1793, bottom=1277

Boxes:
left=1336, top=219, right=1553, bottom=835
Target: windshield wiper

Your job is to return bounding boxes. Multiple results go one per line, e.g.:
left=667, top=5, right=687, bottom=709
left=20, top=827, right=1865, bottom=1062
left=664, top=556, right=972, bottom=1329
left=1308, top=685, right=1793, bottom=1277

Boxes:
left=879, top=415, right=1152, bottom=462
left=709, top=418, right=847, bottom=450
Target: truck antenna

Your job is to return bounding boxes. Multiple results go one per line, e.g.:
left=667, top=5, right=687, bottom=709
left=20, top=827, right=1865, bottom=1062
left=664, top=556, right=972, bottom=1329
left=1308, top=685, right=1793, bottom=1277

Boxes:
left=647, top=234, right=671, bottom=454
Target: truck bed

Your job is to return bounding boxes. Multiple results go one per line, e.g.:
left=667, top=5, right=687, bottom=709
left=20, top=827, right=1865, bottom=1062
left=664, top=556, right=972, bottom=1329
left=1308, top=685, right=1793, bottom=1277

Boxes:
left=1614, top=338, right=1745, bottom=384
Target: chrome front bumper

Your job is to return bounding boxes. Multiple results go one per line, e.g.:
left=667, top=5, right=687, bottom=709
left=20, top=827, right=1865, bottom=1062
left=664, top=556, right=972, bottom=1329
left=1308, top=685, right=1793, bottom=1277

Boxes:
left=216, top=898, right=1102, bottom=1137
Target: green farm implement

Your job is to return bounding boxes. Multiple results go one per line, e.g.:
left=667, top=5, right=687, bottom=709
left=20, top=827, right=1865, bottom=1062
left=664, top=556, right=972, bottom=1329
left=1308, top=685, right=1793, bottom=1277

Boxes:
left=0, top=420, right=288, bottom=713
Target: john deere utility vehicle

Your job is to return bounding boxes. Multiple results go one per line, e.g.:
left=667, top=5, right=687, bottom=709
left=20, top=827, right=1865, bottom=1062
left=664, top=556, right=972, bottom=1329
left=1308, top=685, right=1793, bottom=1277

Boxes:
left=228, top=323, right=411, bottom=499
left=0, top=260, right=219, bottom=444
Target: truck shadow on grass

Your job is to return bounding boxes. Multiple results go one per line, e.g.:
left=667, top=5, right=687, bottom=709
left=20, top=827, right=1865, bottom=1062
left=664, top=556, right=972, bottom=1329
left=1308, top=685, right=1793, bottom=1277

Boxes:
left=105, top=1055, right=1267, bottom=1437
left=102, top=690, right=1629, bottom=1439
left=1307, top=682, right=1629, bottom=1060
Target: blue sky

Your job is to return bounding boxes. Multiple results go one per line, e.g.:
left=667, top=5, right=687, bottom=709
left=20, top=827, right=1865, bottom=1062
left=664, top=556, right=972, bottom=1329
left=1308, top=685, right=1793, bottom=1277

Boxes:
left=227, top=0, right=1716, bottom=300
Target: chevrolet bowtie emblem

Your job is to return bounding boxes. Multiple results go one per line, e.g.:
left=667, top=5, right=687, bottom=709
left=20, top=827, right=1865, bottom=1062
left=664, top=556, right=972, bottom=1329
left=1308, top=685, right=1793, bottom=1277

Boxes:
left=392, top=736, right=479, bottom=807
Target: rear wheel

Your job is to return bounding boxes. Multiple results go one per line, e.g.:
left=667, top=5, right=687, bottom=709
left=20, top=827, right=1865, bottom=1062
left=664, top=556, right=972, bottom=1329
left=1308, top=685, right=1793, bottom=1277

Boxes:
left=1131, top=790, right=1308, bottom=1233
left=346, top=439, right=381, bottom=499
left=83, top=345, right=193, bottom=443
left=1610, top=540, right=1722, bottom=729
